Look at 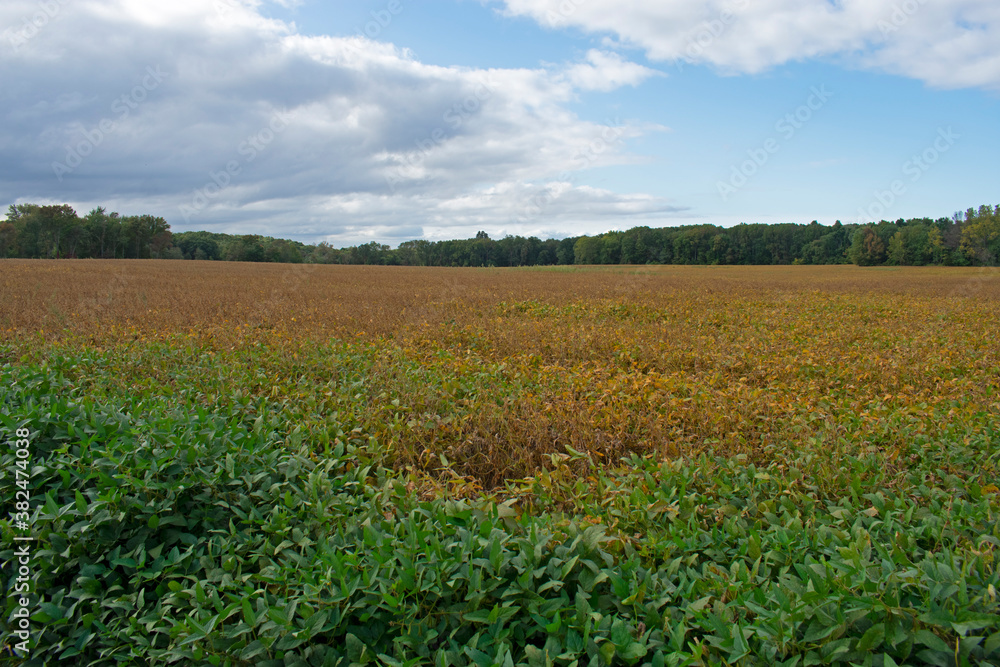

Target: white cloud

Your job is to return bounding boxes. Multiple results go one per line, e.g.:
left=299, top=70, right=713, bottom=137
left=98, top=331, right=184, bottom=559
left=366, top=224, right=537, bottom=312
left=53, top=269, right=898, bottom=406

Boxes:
left=499, top=0, right=1000, bottom=90
left=564, top=49, right=660, bottom=91
left=0, top=0, right=672, bottom=244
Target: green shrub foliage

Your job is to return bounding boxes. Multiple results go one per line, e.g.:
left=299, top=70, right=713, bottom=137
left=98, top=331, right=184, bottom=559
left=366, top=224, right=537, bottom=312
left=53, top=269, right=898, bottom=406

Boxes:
left=2, top=357, right=999, bottom=665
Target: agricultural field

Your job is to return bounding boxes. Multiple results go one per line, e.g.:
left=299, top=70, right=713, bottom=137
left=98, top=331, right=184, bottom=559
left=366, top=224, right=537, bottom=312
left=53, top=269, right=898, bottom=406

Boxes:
left=1, top=260, right=999, bottom=666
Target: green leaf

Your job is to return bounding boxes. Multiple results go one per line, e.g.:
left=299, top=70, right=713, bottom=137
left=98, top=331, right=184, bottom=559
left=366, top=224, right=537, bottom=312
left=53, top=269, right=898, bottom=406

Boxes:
left=75, top=490, right=87, bottom=514
left=242, top=599, right=256, bottom=627
left=622, top=582, right=646, bottom=606
left=611, top=618, right=631, bottom=648
left=729, top=624, right=750, bottom=662
left=560, top=555, right=580, bottom=580
left=915, top=629, right=951, bottom=653
left=951, top=618, right=995, bottom=635
left=915, top=649, right=954, bottom=666
left=525, top=645, right=545, bottom=667
left=582, top=525, right=607, bottom=550
left=346, top=633, right=366, bottom=662
left=267, top=606, right=288, bottom=626
left=599, top=641, right=617, bottom=665
left=688, top=595, right=713, bottom=613
left=35, top=603, right=65, bottom=622
left=984, top=631, right=1000, bottom=656
left=241, top=640, right=268, bottom=661
left=545, top=612, right=561, bottom=634
left=465, top=647, right=493, bottom=667
left=857, top=623, right=885, bottom=652
left=305, top=610, right=329, bottom=633
left=619, top=642, right=648, bottom=661
left=490, top=537, right=502, bottom=571
left=382, top=590, right=399, bottom=608
left=275, top=634, right=305, bottom=651
left=464, top=610, right=492, bottom=624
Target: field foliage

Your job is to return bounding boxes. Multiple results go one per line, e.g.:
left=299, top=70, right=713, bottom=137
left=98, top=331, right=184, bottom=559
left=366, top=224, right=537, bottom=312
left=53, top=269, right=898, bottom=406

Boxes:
left=1, top=262, right=999, bottom=665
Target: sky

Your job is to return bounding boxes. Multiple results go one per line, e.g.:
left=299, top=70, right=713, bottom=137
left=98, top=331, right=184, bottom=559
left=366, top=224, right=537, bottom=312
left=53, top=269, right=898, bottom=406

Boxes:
left=1, top=0, right=998, bottom=247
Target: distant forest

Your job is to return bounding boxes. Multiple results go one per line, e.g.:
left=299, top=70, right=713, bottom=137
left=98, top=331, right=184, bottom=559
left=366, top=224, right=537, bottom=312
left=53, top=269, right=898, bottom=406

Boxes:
left=3, top=203, right=998, bottom=267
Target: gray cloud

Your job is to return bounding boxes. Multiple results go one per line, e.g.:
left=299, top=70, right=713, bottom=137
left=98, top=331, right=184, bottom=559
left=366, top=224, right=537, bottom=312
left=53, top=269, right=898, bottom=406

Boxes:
left=0, top=0, right=678, bottom=244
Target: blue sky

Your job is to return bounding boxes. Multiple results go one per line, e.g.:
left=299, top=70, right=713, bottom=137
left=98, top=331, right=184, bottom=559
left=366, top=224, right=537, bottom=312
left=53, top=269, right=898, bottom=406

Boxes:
left=1, top=0, right=997, bottom=245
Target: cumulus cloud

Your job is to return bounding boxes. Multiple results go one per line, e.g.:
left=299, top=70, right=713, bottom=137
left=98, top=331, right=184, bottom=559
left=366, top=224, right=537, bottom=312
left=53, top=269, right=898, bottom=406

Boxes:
left=499, top=0, right=1000, bottom=90
left=0, top=0, right=673, bottom=243
left=312, top=180, right=689, bottom=246
left=564, top=49, right=661, bottom=91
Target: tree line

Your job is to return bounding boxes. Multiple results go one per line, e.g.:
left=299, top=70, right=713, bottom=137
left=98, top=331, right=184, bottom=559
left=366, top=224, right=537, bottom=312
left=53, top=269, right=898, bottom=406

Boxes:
left=2, top=204, right=171, bottom=260
left=3, top=202, right=998, bottom=267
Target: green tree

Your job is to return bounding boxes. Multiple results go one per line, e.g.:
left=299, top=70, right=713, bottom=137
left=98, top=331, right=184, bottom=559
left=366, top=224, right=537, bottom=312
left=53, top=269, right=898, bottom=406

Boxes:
left=84, top=207, right=111, bottom=258
left=264, top=238, right=304, bottom=264
left=36, top=204, right=79, bottom=258
left=887, top=230, right=906, bottom=265
left=573, top=236, right=600, bottom=264
left=926, top=226, right=945, bottom=265
left=598, top=232, right=622, bottom=264
left=556, top=237, right=576, bottom=265
left=174, top=231, right=221, bottom=260
left=0, top=221, right=16, bottom=257
left=960, top=205, right=1000, bottom=265
left=848, top=225, right=887, bottom=266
